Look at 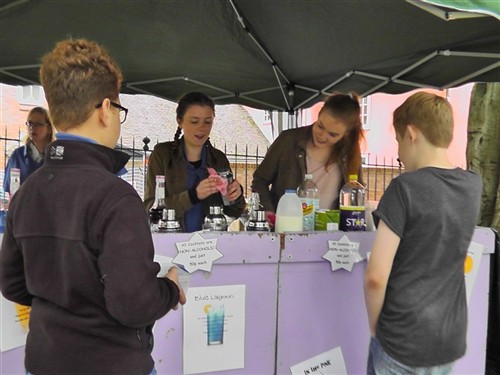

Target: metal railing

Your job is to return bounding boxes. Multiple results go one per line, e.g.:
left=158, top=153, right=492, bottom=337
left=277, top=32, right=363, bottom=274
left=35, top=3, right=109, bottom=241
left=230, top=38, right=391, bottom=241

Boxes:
left=1, top=134, right=401, bottom=201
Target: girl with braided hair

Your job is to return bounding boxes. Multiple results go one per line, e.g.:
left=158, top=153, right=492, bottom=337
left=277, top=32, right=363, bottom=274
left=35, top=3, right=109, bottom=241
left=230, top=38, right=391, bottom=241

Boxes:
left=145, top=92, right=245, bottom=232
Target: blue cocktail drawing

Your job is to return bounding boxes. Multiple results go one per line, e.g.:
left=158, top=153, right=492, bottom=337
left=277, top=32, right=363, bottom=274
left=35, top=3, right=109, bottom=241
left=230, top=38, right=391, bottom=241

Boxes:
left=206, top=305, right=225, bottom=345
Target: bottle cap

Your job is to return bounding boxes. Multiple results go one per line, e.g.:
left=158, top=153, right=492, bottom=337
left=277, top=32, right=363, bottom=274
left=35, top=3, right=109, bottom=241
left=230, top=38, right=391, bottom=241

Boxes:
left=285, top=189, right=295, bottom=193
left=305, top=174, right=313, bottom=180
left=156, top=175, right=165, bottom=182
left=349, top=174, right=358, bottom=181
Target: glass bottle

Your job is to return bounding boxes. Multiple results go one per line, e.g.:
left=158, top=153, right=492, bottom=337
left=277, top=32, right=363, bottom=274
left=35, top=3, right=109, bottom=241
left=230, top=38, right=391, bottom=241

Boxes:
left=339, top=174, right=366, bottom=231
left=248, top=191, right=261, bottom=219
left=149, top=175, right=166, bottom=232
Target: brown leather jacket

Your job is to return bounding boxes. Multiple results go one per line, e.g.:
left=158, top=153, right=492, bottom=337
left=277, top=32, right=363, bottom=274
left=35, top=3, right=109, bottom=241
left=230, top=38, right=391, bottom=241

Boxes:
left=251, top=125, right=363, bottom=212
left=145, top=139, right=245, bottom=230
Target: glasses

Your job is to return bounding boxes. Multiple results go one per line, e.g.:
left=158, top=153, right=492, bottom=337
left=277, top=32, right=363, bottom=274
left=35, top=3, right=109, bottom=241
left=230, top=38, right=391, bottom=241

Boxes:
left=95, top=101, right=128, bottom=124
left=26, top=121, right=49, bottom=128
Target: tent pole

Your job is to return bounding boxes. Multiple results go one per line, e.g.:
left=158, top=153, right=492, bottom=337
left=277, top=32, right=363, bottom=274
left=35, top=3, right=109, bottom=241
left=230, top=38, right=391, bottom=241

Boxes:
left=0, top=0, right=29, bottom=13
left=229, top=0, right=293, bottom=111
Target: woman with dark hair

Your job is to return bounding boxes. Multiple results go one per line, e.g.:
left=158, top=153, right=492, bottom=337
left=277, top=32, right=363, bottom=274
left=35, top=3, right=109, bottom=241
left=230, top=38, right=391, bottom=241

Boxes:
left=144, top=92, right=245, bottom=232
left=3, top=106, right=56, bottom=196
left=252, top=92, right=364, bottom=213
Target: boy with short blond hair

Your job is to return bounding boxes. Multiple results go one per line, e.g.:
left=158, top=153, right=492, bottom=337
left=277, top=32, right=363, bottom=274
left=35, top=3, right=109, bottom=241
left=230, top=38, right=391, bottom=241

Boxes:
left=1, top=38, right=186, bottom=375
left=364, top=92, right=482, bottom=374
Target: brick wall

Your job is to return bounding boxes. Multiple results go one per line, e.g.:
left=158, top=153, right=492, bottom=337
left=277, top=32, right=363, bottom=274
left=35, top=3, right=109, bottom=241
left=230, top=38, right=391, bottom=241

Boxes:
left=0, top=85, right=28, bottom=169
left=364, top=167, right=402, bottom=201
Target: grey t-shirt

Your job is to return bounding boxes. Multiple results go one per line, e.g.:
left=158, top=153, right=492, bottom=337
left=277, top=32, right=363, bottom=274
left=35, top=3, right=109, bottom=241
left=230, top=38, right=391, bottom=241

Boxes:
left=373, top=167, right=482, bottom=367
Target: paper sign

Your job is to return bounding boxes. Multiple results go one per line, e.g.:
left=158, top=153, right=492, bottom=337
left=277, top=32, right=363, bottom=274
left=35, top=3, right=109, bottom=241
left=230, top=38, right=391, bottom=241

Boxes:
left=290, top=347, right=348, bottom=375
left=464, top=241, right=483, bottom=305
left=154, top=254, right=192, bottom=293
left=183, top=285, right=246, bottom=374
left=323, top=235, right=363, bottom=272
left=173, top=232, right=223, bottom=273
left=1, top=297, right=31, bottom=352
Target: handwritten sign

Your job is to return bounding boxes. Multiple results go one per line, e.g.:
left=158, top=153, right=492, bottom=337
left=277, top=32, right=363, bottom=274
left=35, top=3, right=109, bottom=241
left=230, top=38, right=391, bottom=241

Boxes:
left=1, top=297, right=31, bottom=352
left=173, top=232, right=223, bottom=273
left=290, top=347, right=347, bottom=375
left=154, top=254, right=192, bottom=293
left=323, top=235, right=363, bottom=272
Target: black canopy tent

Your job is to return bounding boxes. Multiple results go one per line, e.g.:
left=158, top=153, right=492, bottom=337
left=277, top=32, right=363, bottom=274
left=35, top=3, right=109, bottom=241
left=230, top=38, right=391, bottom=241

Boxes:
left=1, top=2, right=500, bottom=372
left=0, top=0, right=499, bottom=112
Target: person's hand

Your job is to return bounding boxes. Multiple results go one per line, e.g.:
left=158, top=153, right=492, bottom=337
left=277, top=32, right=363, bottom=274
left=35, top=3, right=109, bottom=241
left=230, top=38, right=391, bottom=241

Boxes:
left=196, top=176, right=220, bottom=200
left=225, top=180, right=242, bottom=202
left=165, top=267, right=187, bottom=310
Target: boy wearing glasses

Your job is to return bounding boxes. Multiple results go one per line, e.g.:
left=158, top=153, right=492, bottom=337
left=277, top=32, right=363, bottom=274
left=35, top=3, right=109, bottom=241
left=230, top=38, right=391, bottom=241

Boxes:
left=364, top=92, right=482, bottom=374
left=0, top=39, right=186, bottom=375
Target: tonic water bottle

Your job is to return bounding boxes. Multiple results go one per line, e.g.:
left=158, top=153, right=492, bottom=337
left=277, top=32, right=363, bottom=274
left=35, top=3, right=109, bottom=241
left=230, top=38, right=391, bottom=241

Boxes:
left=339, top=174, right=366, bottom=231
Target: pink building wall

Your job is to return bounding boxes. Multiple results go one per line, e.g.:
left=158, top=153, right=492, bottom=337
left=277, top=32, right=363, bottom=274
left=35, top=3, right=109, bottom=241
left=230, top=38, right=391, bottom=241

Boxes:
left=310, top=84, right=473, bottom=168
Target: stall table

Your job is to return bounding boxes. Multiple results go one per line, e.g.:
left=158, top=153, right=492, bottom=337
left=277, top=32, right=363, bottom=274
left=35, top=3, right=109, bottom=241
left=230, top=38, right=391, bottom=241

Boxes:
left=0, top=228, right=495, bottom=375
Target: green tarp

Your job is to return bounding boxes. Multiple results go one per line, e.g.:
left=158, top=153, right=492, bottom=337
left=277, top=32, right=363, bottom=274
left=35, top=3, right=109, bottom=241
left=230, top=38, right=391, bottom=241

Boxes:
left=422, top=0, right=500, bottom=20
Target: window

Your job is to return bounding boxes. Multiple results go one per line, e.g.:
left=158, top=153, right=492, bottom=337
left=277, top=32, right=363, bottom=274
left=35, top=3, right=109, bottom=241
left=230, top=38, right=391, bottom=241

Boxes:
left=16, top=85, right=46, bottom=107
left=360, top=96, right=370, bottom=130
left=361, top=153, right=370, bottom=165
left=264, top=110, right=271, bottom=123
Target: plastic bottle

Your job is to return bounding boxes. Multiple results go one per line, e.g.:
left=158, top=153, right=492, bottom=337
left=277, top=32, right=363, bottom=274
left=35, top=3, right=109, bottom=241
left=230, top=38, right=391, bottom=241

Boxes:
left=149, top=175, right=166, bottom=232
left=0, top=197, right=7, bottom=234
left=9, top=168, right=21, bottom=199
left=339, top=174, right=366, bottom=231
left=275, top=190, right=303, bottom=233
left=297, top=174, right=319, bottom=231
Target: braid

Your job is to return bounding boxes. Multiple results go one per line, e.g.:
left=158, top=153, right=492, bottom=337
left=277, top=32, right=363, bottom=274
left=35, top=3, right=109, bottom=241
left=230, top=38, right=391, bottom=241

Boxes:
left=169, top=126, right=183, bottom=166
left=174, top=126, right=182, bottom=143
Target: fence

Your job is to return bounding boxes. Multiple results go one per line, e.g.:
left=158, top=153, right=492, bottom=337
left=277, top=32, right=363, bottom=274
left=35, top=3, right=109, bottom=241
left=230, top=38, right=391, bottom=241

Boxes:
left=1, top=134, right=401, bottom=202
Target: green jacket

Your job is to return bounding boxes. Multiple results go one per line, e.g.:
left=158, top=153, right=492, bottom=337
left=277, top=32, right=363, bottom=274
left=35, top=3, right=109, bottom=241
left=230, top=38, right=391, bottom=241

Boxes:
left=251, top=125, right=363, bottom=212
left=145, top=140, right=245, bottom=231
